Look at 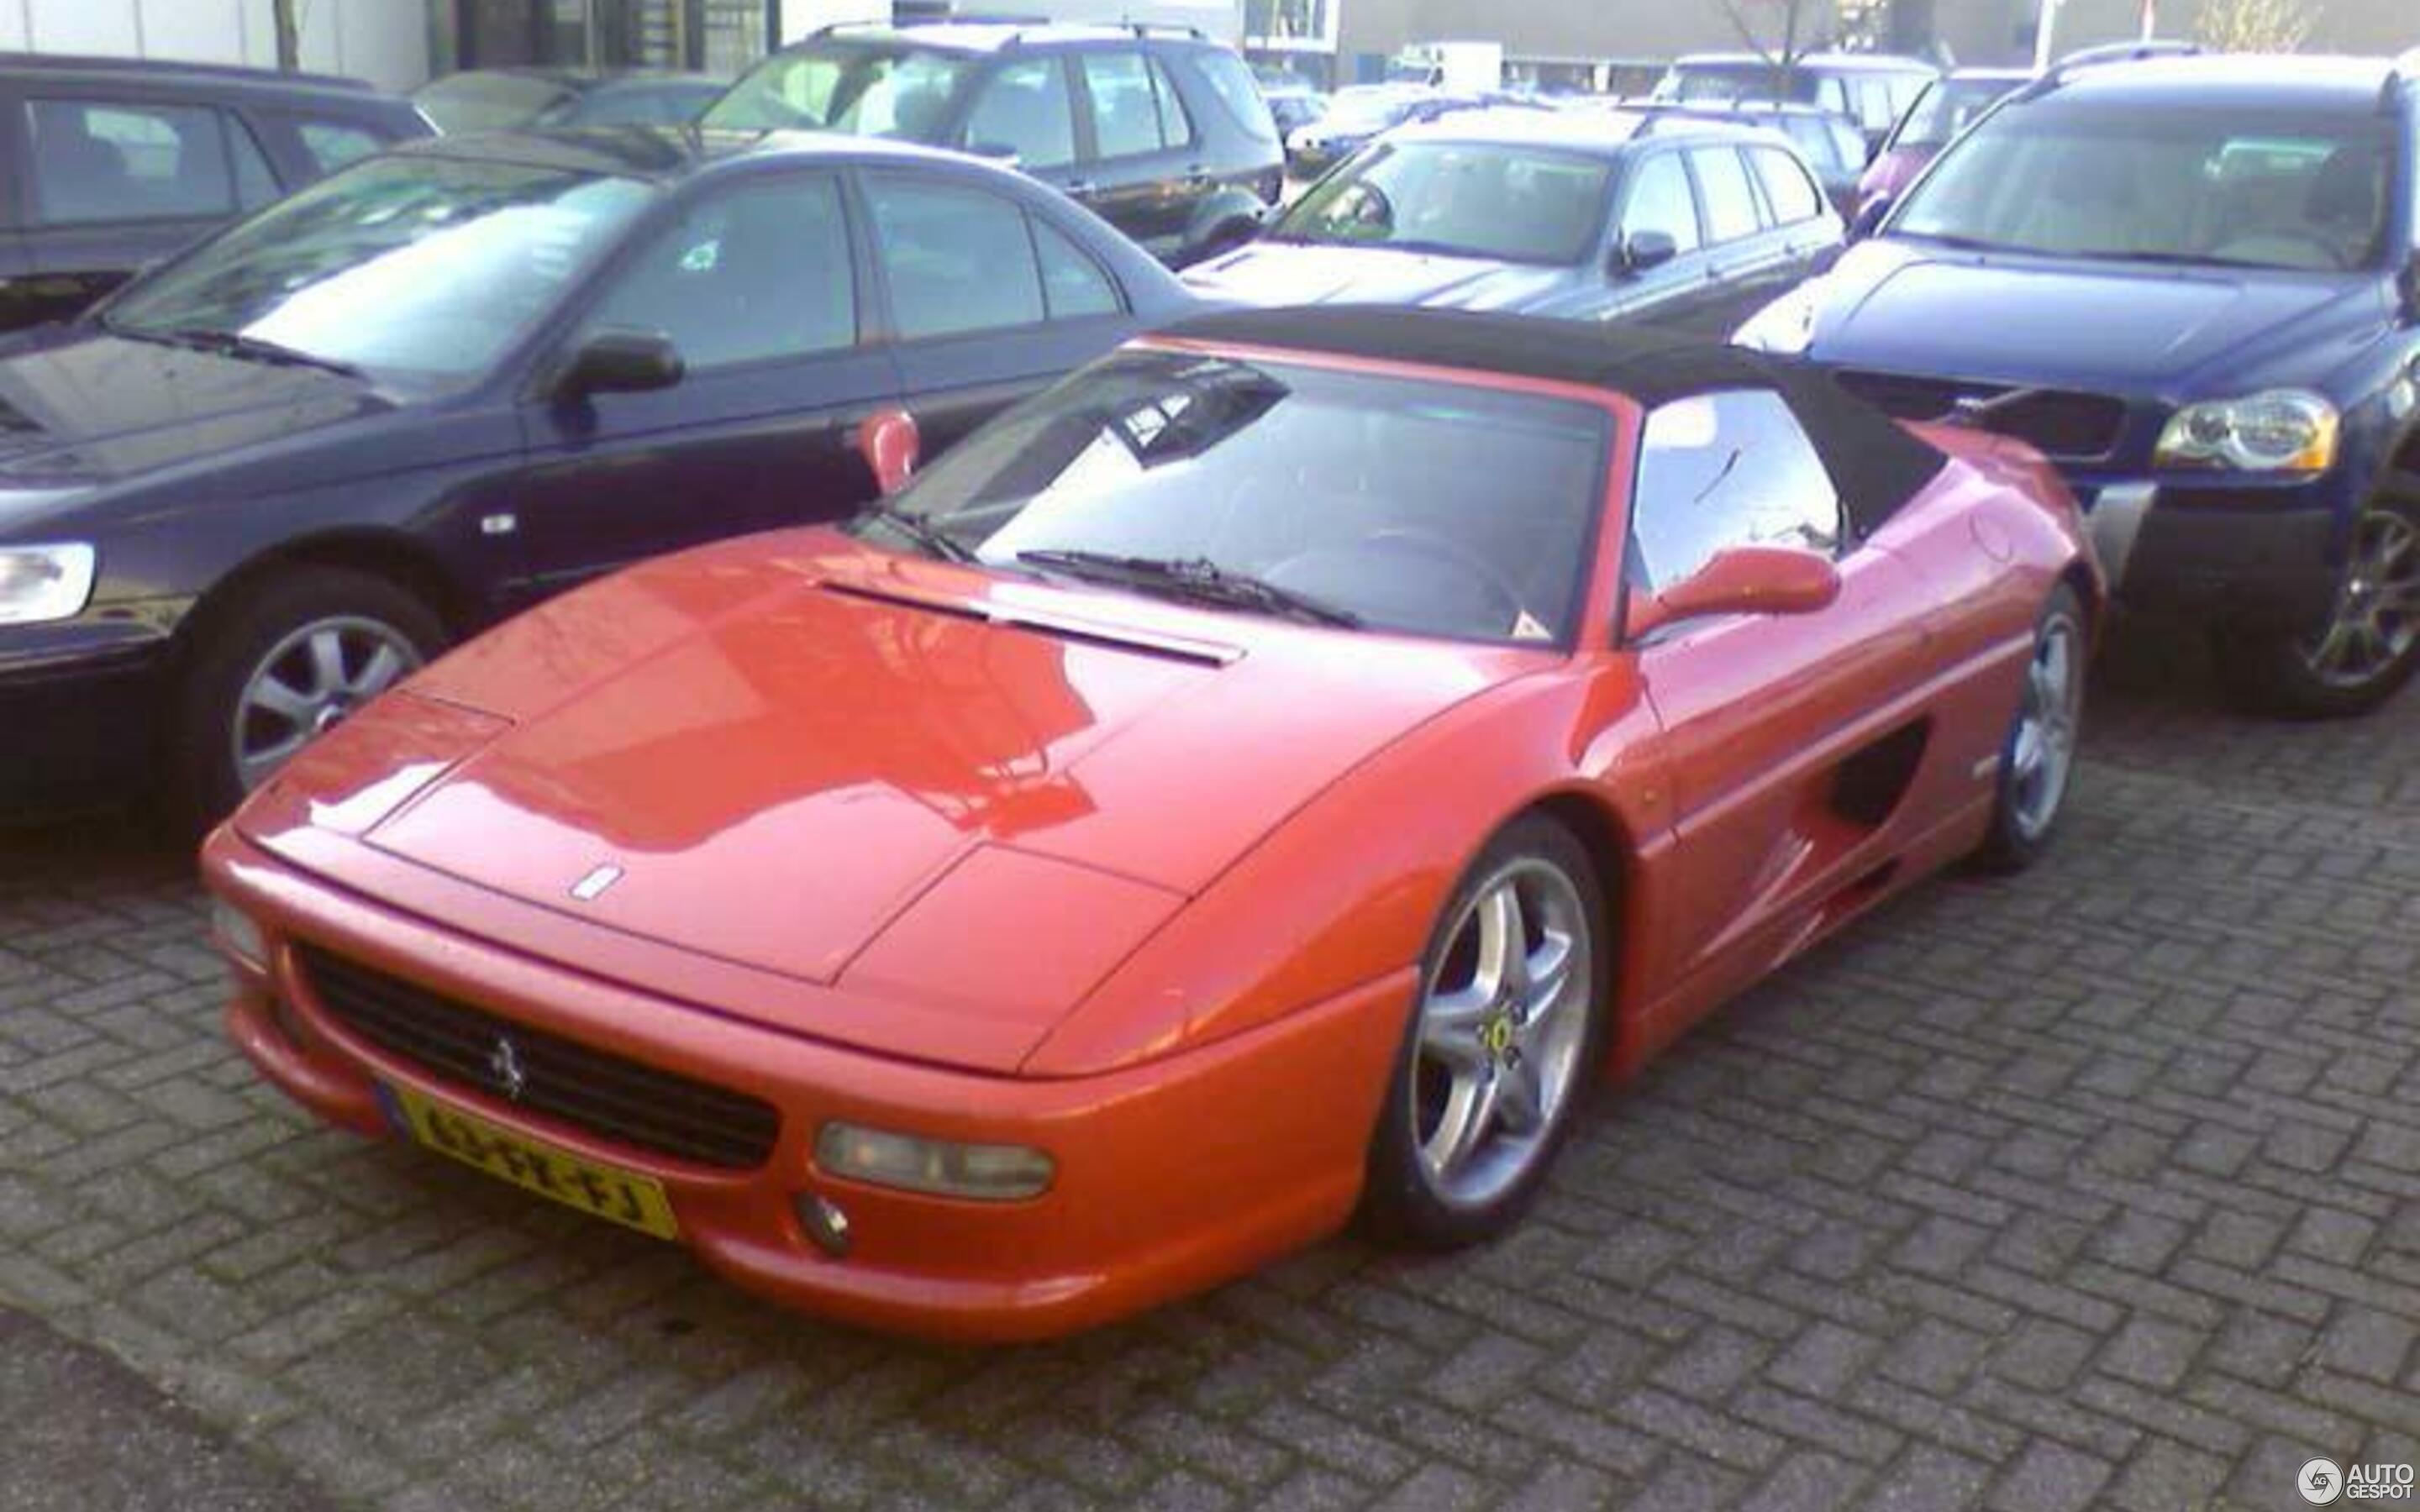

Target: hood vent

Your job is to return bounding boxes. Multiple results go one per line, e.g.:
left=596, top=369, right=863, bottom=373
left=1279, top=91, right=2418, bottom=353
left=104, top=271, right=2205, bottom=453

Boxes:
left=818, top=580, right=1240, bottom=668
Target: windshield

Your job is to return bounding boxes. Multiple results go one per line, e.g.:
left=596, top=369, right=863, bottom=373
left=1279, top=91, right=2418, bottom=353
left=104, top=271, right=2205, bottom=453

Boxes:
left=412, top=72, right=576, bottom=134
left=855, top=350, right=1610, bottom=645
left=103, top=155, right=657, bottom=387
left=1896, top=101, right=2393, bottom=272
left=1656, top=63, right=1816, bottom=106
left=1892, top=76, right=2018, bottom=151
left=702, top=43, right=975, bottom=139
left=1274, top=140, right=1612, bottom=264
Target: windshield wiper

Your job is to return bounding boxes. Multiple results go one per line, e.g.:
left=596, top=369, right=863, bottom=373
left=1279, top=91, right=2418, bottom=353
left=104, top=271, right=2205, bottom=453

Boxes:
left=151, top=326, right=365, bottom=379
left=1017, top=549, right=1361, bottom=628
left=851, top=501, right=978, bottom=564
left=1899, top=231, right=2018, bottom=255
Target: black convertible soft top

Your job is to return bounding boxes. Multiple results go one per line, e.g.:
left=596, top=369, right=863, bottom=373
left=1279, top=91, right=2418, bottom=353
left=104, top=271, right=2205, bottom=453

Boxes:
left=1159, top=305, right=1947, bottom=537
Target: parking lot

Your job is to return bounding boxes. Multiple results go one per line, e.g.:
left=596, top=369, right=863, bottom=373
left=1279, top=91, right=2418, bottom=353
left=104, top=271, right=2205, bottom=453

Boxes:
left=0, top=628, right=2412, bottom=1512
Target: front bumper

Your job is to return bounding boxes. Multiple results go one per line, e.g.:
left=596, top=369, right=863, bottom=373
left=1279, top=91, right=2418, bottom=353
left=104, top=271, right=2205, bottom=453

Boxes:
left=0, top=621, right=167, bottom=817
left=2074, top=475, right=2344, bottom=633
left=203, top=826, right=1407, bottom=1342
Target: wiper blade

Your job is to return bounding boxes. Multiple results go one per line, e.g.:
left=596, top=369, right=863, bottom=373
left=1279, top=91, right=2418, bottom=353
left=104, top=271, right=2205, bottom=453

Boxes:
left=1017, top=549, right=1361, bottom=628
left=852, top=501, right=978, bottom=564
left=156, top=326, right=365, bottom=379
left=1900, top=231, right=2016, bottom=254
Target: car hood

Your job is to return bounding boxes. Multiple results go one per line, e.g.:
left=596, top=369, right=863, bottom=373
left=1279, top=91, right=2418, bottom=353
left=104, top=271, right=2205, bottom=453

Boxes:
left=1182, top=241, right=1575, bottom=313
left=0, top=329, right=378, bottom=493
left=1803, top=239, right=2379, bottom=393
left=269, top=534, right=1540, bottom=1058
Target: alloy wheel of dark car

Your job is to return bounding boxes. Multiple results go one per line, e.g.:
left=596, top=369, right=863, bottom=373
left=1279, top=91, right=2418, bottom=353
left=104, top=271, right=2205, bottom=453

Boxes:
left=169, top=567, right=448, bottom=837
left=1363, top=813, right=1608, bottom=1248
left=2218, top=489, right=2420, bottom=719
left=1975, top=583, right=2087, bottom=873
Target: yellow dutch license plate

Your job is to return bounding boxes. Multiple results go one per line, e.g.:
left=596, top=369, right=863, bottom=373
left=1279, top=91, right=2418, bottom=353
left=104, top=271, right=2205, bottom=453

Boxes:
left=385, top=1082, right=680, bottom=1240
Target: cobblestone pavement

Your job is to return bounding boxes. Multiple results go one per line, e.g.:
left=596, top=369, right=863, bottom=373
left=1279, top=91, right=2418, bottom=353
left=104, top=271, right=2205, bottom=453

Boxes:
left=3, top=632, right=2417, bottom=1512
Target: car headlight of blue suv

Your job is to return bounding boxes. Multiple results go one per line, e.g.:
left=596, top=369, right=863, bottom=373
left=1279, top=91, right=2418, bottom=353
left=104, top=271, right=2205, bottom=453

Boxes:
left=0, top=543, right=97, bottom=627
left=2152, top=391, right=2340, bottom=475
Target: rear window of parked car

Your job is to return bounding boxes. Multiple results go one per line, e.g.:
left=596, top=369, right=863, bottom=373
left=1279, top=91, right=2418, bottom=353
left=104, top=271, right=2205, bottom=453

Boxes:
left=26, top=98, right=277, bottom=224
left=1192, top=50, right=1280, bottom=143
left=1690, top=146, right=1764, bottom=242
left=1749, top=146, right=1824, bottom=223
left=868, top=176, right=1120, bottom=339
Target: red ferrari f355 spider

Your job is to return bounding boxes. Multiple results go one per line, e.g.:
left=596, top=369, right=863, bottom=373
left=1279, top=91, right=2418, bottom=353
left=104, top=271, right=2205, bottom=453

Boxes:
left=204, top=307, right=2099, bottom=1341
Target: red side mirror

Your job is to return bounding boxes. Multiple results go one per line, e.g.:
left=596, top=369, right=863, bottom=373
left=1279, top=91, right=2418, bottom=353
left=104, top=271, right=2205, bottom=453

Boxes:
left=856, top=409, right=919, bottom=496
left=1625, top=546, right=1841, bottom=640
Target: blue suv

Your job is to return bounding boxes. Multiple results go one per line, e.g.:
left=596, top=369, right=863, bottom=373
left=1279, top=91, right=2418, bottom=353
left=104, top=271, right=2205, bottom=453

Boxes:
left=1739, top=53, right=2420, bottom=716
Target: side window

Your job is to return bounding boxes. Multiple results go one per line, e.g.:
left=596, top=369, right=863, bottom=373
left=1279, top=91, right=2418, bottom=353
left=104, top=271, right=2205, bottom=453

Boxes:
left=1081, top=52, right=1165, bottom=160
left=1818, top=77, right=1852, bottom=117
left=26, top=99, right=262, bottom=223
left=1691, top=147, right=1765, bottom=243
left=1191, top=49, right=1280, bottom=144
left=963, top=58, right=1076, bottom=171
left=582, top=175, right=855, bottom=370
left=294, top=119, right=387, bottom=176
left=1032, top=218, right=1122, bottom=318
left=868, top=176, right=1045, bottom=339
left=1629, top=389, right=1842, bottom=596
left=1749, top=146, right=1824, bottom=224
left=1620, top=152, right=1702, bottom=255
left=1149, top=58, right=1193, bottom=150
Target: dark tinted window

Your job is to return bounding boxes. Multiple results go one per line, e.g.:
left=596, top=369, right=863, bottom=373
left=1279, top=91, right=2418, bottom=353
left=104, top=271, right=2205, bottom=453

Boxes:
left=1691, top=147, right=1764, bottom=242
left=583, top=176, right=855, bottom=369
left=26, top=99, right=265, bottom=224
left=1749, top=146, right=1823, bottom=223
left=869, top=176, right=1044, bottom=338
left=1621, top=152, right=1702, bottom=253
left=868, top=351, right=1610, bottom=645
left=1081, top=52, right=1164, bottom=159
left=1033, top=219, right=1121, bottom=318
left=1631, top=389, right=1840, bottom=595
left=1193, top=49, right=1280, bottom=144
left=964, top=57, right=1076, bottom=169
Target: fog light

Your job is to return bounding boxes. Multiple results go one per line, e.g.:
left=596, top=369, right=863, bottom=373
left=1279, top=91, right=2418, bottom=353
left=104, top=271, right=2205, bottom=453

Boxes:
left=815, top=1122, right=1055, bottom=1201
left=795, top=1193, right=852, bottom=1257
left=209, top=897, right=267, bottom=970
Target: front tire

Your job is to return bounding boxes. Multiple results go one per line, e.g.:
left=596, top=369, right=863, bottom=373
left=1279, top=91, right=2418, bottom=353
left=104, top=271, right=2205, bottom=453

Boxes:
left=166, top=567, right=447, bottom=837
left=1975, top=583, right=2088, bottom=874
left=2213, top=487, right=2420, bottom=719
left=1361, top=815, right=1609, bottom=1249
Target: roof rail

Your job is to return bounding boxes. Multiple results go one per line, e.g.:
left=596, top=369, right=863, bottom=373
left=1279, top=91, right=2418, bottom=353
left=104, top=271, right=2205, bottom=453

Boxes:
left=2054, top=39, right=2201, bottom=74
left=1123, top=21, right=1206, bottom=39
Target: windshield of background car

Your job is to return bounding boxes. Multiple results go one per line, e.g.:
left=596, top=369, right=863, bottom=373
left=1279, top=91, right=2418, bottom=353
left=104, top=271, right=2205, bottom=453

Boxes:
left=862, top=349, right=1612, bottom=645
left=1319, top=89, right=1423, bottom=132
left=102, top=155, right=657, bottom=387
left=1893, top=76, right=2018, bottom=150
left=1895, top=99, right=2393, bottom=272
left=411, top=71, right=577, bottom=133
left=701, top=42, right=975, bottom=139
left=1275, top=140, right=1612, bottom=263
left=1657, top=64, right=1817, bottom=106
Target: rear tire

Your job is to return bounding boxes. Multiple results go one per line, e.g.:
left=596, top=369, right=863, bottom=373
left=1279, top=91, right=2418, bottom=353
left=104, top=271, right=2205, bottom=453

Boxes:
left=2212, top=488, right=2420, bottom=719
left=1361, top=814, right=1609, bottom=1249
left=166, top=566, right=447, bottom=839
left=1974, top=583, right=2087, bottom=874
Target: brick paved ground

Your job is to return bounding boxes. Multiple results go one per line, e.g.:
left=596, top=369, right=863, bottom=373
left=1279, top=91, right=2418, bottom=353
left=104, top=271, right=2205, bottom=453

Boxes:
left=3, top=629, right=2417, bottom=1512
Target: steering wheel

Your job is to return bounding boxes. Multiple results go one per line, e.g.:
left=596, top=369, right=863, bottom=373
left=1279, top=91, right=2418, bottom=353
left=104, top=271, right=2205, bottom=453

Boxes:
left=2207, top=229, right=2349, bottom=271
left=1355, top=528, right=1530, bottom=629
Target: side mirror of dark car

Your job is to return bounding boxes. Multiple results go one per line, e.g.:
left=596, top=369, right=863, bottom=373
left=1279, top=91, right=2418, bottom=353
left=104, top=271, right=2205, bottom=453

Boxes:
left=558, top=329, right=683, bottom=401
left=856, top=407, right=920, bottom=496
left=1848, top=193, right=1893, bottom=244
left=1614, top=228, right=1679, bottom=276
left=1624, top=546, right=1841, bottom=639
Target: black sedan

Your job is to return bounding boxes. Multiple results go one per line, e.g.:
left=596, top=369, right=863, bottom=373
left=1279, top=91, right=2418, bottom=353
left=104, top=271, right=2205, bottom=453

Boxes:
left=0, top=128, right=1189, bottom=828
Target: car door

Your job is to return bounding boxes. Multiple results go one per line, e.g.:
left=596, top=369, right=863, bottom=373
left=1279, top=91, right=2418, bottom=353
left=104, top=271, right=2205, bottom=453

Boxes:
left=1069, top=49, right=1198, bottom=259
left=1596, top=146, right=1717, bottom=328
left=1744, top=141, right=1839, bottom=277
left=7, top=92, right=280, bottom=330
left=507, top=168, right=901, bottom=601
left=862, top=169, right=1133, bottom=459
left=1624, top=387, right=1933, bottom=1012
left=1689, top=144, right=1803, bottom=336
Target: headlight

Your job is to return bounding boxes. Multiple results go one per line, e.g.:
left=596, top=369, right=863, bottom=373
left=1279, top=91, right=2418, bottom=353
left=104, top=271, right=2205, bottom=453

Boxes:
left=209, top=896, right=268, bottom=970
left=1734, top=288, right=1817, bottom=355
left=0, top=543, right=97, bottom=626
left=815, top=1121, right=1055, bottom=1201
left=2154, top=390, right=2338, bottom=475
